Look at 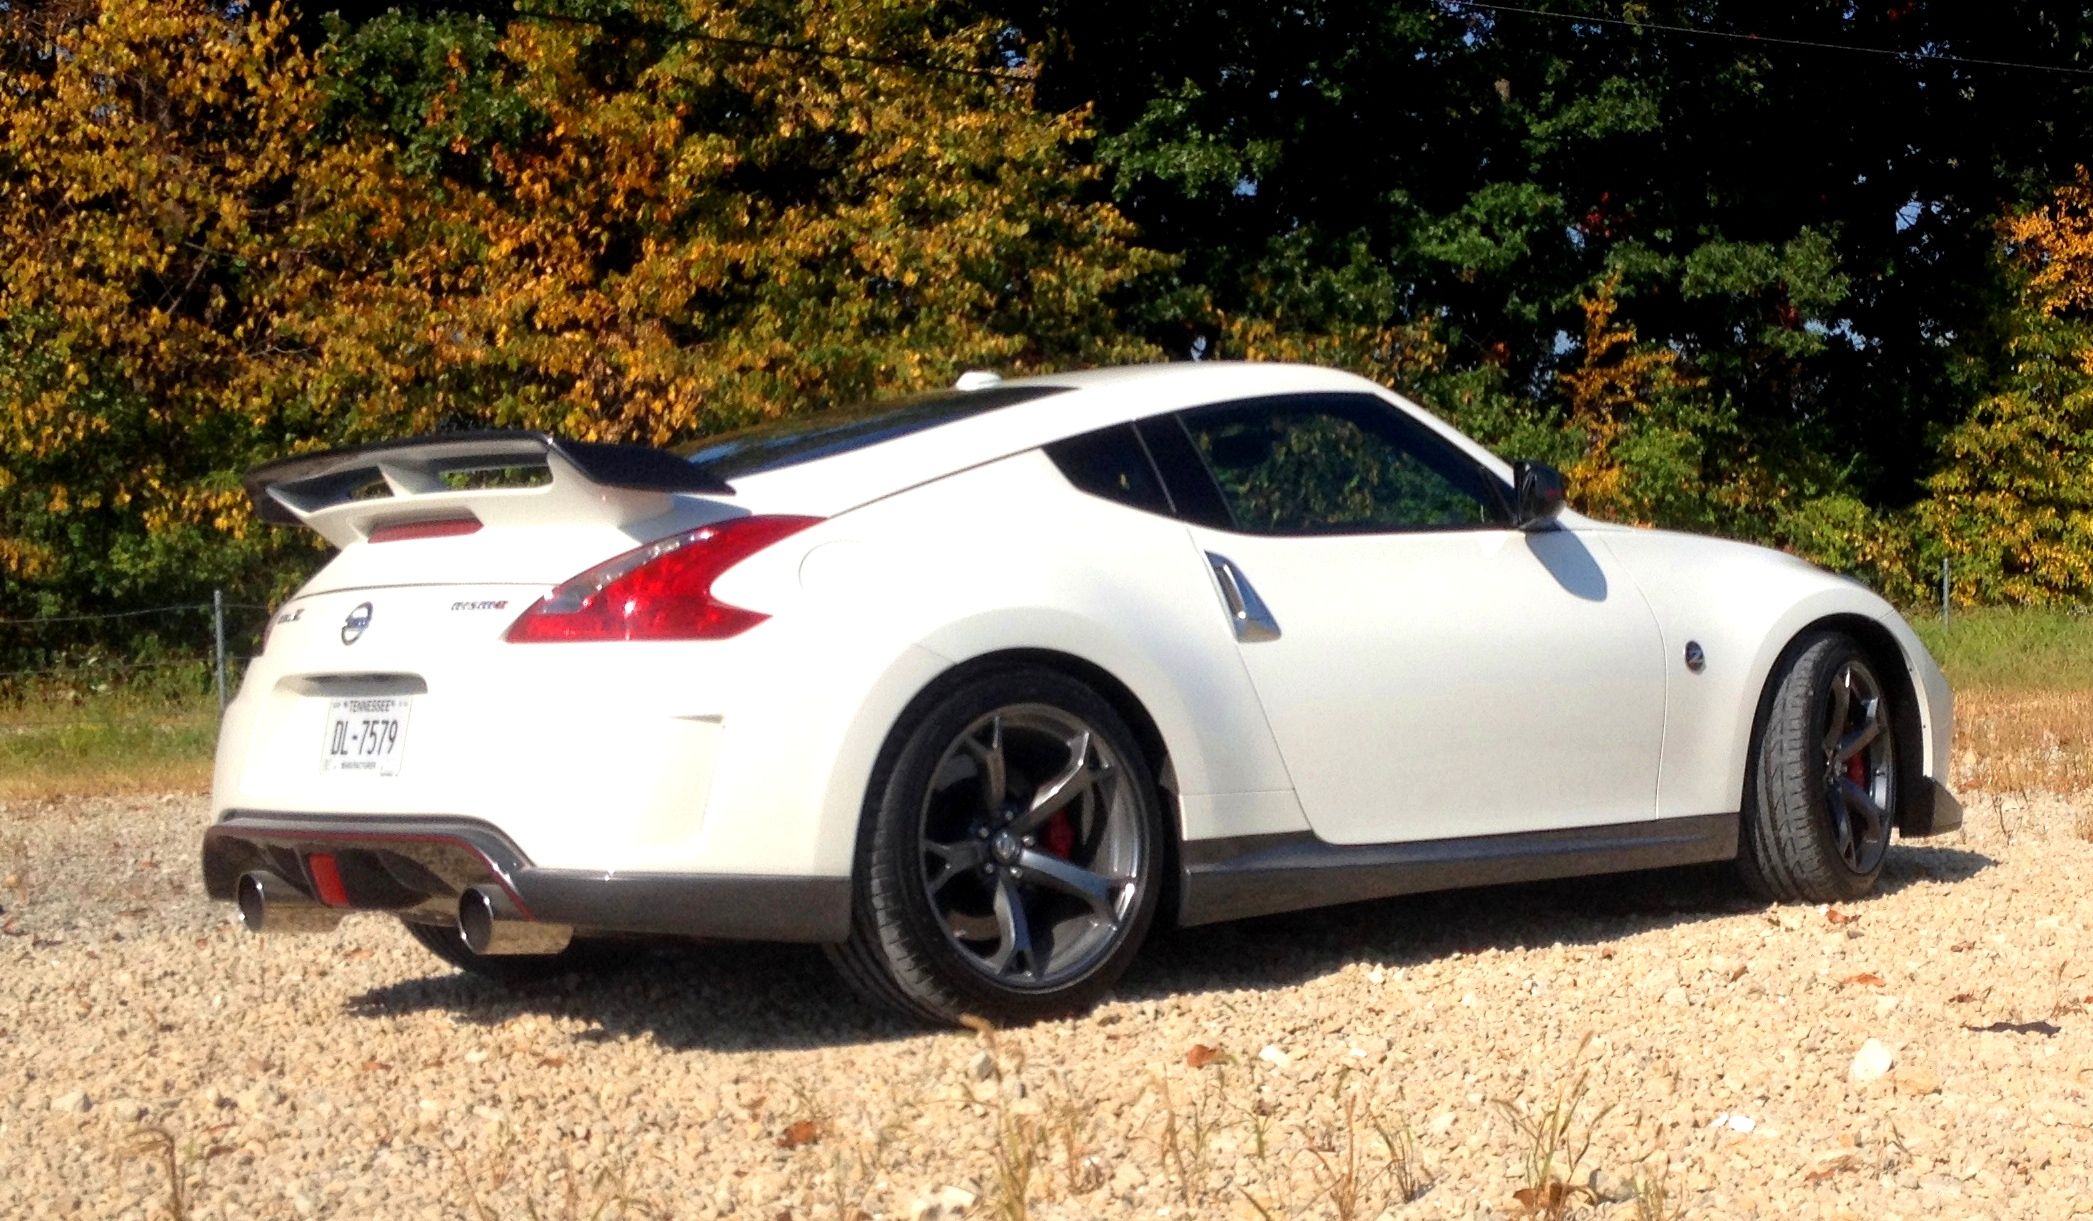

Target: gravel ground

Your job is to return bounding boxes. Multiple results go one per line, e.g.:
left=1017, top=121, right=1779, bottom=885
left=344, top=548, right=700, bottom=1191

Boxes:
left=3, top=790, right=2090, bottom=1220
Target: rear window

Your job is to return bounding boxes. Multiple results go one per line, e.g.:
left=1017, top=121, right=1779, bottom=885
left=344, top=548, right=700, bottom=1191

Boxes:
left=678, top=385, right=1072, bottom=481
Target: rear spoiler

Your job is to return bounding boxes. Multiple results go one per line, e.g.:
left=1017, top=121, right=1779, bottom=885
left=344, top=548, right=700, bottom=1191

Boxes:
left=244, top=431, right=731, bottom=547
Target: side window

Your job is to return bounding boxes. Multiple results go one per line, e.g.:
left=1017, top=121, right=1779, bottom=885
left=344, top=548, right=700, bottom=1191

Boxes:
left=1178, top=395, right=1508, bottom=535
left=1043, top=424, right=1174, bottom=517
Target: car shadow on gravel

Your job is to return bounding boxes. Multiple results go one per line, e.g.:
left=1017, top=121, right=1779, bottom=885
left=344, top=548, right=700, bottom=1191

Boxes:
left=346, top=941, right=931, bottom=1051
left=343, top=841, right=1995, bottom=1049
left=1118, top=839, right=1998, bottom=1005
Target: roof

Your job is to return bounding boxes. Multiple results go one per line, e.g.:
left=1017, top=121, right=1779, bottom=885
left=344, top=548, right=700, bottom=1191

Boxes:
left=726, top=361, right=1505, bottom=516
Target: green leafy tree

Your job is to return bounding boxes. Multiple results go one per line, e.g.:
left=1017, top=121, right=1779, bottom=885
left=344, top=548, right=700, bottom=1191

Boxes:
left=1926, top=171, right=2093, bottom=604
left=1003, top=0, right=2093, bottom=558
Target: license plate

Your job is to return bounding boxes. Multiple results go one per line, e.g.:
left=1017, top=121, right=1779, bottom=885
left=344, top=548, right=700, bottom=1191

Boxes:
left=320, top=696, right=412, bottom=776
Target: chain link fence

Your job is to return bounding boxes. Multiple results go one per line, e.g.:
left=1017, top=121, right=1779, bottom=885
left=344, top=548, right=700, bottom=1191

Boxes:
left=0, top=594, right=272, bottom=719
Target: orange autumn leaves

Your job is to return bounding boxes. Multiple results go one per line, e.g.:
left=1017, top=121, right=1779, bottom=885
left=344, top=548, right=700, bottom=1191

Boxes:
left=0, top=0, right=1162, bottom=602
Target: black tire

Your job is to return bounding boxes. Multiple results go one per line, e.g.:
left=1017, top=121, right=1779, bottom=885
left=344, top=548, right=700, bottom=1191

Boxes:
left=400, top=918, right=626, bottom=984
left=826, top=667, right=1166, bottom=1026
left=1738, top=630, right=1901, bottom=902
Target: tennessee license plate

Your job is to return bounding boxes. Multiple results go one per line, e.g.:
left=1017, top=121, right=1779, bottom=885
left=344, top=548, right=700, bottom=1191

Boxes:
left=320, top=696, right=412, bottom=776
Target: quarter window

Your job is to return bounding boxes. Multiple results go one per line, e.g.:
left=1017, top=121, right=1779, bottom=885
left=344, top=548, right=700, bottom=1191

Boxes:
left=1043, top=424, right=1173, bottom=517
left=1178, top=395, right=1508, bottom=534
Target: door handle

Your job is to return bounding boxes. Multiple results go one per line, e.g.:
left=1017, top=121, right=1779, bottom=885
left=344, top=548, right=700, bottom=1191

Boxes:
left=1206, top=553, right=1282, bottom=643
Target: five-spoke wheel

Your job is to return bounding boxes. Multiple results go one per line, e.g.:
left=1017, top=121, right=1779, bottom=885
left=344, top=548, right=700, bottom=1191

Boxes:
left=1819, top=656, right=1896, bottom=877
left=829, top=668, right=1163, bottom=1024
left=920, top=707, right=1145, bottom=990
left=1740, top=631, right=1904, bottom=902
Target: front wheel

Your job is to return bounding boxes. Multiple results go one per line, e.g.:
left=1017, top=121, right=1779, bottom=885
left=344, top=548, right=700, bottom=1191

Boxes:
left=827, top=668, right=1166, bottom=1026
left=1738, top=631, right=1901, bottom=902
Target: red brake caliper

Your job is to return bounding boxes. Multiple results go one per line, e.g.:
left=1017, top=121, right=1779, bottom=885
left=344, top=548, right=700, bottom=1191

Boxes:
left=1041, top=810, right=1076, bottom=859
left=1843, top=703, right=1867, bottom=785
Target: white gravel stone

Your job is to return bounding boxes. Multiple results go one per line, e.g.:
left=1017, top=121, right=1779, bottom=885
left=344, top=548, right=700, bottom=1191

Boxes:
left=1851, top=1038, right=1897, bottom=1083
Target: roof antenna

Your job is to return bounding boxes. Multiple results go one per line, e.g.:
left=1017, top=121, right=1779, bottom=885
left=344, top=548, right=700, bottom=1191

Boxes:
left=953, top=370, right=1002, bottom=391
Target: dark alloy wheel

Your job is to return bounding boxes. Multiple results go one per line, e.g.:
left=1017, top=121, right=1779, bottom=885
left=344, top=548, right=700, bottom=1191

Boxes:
left=1819, top=656, right=1897, bottom=876
left=920, top=705, right=1147, bottom=991
left=1739, top=630, right=1903, bottom=902
left=828, top=668, right=1164, bottom=1025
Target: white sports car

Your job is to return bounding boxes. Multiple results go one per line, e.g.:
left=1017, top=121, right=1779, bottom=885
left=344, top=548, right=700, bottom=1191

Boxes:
left=204, top=362, right=1959, bottom=1024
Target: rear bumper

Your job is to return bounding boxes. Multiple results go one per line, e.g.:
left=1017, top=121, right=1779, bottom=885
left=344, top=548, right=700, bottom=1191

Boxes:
left=1900, top=778, right=1964, bottom=839
left=201, top=811, right=851, bottom=942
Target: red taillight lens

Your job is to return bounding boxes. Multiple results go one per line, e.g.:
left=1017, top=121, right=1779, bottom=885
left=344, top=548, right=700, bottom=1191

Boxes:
left=504, top=515, right=821, bottom=643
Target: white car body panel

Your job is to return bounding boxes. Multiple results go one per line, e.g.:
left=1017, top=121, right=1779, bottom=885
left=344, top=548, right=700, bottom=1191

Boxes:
left=1590, top=527, right=1953, bottom=815
left=1188, top=523, right=1668, bottom=843
left=208, top=361, right=1956, bottom=949
left=793, top=452, right=1307, bottom=842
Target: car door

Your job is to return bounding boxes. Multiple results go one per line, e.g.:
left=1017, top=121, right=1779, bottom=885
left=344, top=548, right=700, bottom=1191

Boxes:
left=1140, top=392, right=1667, bottom=846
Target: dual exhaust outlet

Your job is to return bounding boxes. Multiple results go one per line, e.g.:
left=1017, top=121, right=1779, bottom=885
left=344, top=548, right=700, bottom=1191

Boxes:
left=235, top=871, right=572, bottom=956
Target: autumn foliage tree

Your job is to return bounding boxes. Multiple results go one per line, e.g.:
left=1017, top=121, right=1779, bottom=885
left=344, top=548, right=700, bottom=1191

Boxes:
left=8, top=0, right=2093, bottom=639
left=0, top=0, right=1162, bottom=632
left=1926, top=170, right=2093, bottom=605
left=0, top=0, right=333, bottom=615
left=294, top=0, right=1164, bottom=448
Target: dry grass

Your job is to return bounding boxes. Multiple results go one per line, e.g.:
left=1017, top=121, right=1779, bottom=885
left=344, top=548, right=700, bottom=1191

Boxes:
left=1952, top=687, right=2093, bottom=802
left=1916, top=607, right=2093, bottom=836
left=1493, top=1034, right=1614, bottom=1220
left=123, top=1126, right=209, bottom=1221
left=453, top=1140, right=662, bottom=1221
left=1631, top=1165, right=1686, bottom=1221
left=961, top=1016, right=1043, bottom=1221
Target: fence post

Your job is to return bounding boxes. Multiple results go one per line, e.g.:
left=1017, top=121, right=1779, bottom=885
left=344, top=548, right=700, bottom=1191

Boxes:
left=212, top=588, right=228, bottom=712
left=1939, top=558, right=1951, bottom=626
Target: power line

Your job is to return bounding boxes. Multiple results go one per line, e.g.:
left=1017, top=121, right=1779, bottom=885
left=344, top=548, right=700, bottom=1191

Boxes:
left=1444, top=1, right=2093, bottom=78
left=511, top=10, right=1029, bottom=83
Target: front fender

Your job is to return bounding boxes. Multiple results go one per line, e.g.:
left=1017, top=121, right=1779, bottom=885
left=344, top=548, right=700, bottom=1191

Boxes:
left=1593, top=528, right=1950, bottom=820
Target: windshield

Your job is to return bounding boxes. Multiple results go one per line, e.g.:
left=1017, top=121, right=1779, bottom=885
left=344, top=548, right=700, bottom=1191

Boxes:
left=678, top=385, right=1073, bottom=481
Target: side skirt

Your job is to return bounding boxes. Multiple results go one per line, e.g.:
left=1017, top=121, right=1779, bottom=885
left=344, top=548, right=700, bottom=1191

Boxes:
left=1176, top=813, right=1740, bottom=927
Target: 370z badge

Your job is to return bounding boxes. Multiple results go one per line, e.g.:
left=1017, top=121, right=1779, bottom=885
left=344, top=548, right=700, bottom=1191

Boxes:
left=340, top=602, right=373, bottom=645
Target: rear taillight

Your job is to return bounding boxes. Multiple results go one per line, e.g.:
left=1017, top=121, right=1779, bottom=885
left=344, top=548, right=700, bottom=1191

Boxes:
left=504, top=515, right=821, bottom=643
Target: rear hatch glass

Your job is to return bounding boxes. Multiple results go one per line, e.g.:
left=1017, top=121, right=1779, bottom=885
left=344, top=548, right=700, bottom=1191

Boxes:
left=679, top=385, right=1071, bottom=482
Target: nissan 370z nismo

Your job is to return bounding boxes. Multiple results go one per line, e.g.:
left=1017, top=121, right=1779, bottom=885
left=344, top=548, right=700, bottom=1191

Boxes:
left=203, top=362, right=1960, bottom=1025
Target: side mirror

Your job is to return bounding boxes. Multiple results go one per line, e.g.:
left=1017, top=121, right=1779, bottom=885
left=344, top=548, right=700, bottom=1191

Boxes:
left=1511, top=461, right=1566, bottom=530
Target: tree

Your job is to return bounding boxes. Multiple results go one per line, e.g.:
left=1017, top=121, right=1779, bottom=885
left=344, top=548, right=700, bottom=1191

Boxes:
left=999, top=0, right=2093, bottom=533
left=0, top=0, right=335, bottom=624
left=1926, top=171, right=2093, bottom=605
left=0, top=0, right=1162, bottom=639
left=295, top=0, right=1165, bottom=446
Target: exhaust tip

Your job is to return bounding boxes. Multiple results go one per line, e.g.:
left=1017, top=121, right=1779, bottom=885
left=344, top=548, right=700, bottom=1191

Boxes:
left=457, top=885, right=572, bottom=957
left=458, top=886, right=498, bottom=954
left=236, top=872, right=269, bottom=932
left=236, top=871, right=344, bottom=934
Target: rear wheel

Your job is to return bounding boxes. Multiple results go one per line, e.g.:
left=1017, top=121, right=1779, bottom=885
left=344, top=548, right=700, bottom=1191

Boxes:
left=400, top=918, right=623, bottom=984
left=827, top=668, right=1165, bottom=1026
left=1738, top=631, right=1900, bottom=902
